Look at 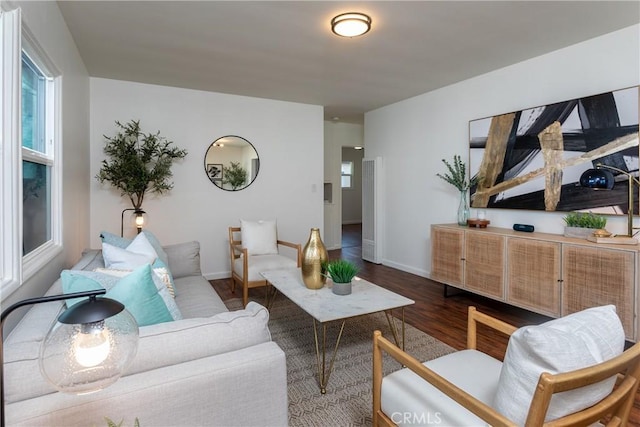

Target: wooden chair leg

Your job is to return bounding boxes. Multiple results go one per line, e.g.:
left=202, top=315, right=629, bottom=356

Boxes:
left=243, top=283, right=249, bottom=307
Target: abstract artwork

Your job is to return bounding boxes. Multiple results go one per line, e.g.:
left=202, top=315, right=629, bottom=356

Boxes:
left=469, top=86, right=639, bottom=214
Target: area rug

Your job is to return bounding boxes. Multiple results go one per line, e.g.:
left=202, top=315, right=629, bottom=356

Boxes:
left=224, top=297, right=455, bottom=426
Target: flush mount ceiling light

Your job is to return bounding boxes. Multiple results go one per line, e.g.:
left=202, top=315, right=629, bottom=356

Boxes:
left=331, top=12, right=371, bottom=38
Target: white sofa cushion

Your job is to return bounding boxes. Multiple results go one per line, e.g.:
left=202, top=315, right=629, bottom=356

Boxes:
left=493, top=305, right=625, bottom=424
left=241, top=219, right=278, bottom=255
left=381, top=349, right=502, bottom=426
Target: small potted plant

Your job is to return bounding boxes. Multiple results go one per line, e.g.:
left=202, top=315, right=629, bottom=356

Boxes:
left=563, top=212, right=608, bottom=239
left=324, top=259, right=359, bottom=295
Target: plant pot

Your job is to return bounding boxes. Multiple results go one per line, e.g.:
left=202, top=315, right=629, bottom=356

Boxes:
left=332, top=281, right=352, bottom=295
left=563, top=226, right=598, bottom=239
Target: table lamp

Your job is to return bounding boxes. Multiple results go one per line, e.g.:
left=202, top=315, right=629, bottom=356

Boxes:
left=580, top=163, right=639, bottom=240
left=0, top=290, right=139, bottom=427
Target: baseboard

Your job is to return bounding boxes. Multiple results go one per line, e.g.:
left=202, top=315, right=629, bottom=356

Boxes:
left=203, top=271, right=231, bottom=280
left=382, top=259, right=429, bottom=279
left=341, top=220, right=362, bottom=225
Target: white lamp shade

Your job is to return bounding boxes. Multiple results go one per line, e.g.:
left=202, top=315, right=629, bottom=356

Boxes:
left=39, top=309, right=139, bottom=394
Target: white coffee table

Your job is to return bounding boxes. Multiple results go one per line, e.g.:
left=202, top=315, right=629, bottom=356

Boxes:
left=260, top=268, right=415, bottom=393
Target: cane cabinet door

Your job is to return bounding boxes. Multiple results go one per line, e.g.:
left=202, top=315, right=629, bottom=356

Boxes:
left=562, top=244, right=635, bottom=340
left=431, top=226, right=464, bottom=287
left=464, top=231, right=505, bottom=299
left=507, top=237, right=561, bottom=317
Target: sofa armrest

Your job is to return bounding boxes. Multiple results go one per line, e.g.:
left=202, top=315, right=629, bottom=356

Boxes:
left=7, top=342, right=288, bottom=427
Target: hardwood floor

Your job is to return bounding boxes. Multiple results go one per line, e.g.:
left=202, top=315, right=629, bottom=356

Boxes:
left=210, top=223, right=640, bottom=425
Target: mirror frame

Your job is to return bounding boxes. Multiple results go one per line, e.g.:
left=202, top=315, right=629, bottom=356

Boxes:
left=204, top=135, right=260, bottom=191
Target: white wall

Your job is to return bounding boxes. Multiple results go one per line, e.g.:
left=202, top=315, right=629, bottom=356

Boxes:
left=90, top=78, right=324, bottom=279
left=365, top=24, right=640, bottom=278
left=1, top=1, right=90, bottom=329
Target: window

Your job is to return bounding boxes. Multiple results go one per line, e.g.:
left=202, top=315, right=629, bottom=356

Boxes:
left=341, top=161, right=353, bottom=189
left=22, top=52, right=53, bottom=254
left=1, top=9, right=61, bottom=293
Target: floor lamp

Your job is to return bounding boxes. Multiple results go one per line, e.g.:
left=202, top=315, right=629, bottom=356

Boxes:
left=121, top=208, right=146, bottom=237
left=0, top=290, right=139, bottom=427
left=580, top=163, right=640, bottom=239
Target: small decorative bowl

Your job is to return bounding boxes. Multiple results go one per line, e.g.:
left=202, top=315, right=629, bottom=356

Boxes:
left=467, top=219, right=490, bottom=228
left=592, top=229, right=612, bottom=238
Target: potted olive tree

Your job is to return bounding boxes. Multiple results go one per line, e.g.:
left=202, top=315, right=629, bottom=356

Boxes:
left=324, top=259, right=359, bottom=295
left=96, top=120, right=188, bottom=210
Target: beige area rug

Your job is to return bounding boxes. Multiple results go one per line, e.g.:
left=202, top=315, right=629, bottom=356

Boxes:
left=224, top=296, right=455, bottom=426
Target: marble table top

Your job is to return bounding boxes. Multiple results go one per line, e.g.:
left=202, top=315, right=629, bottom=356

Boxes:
left=260, top=268, right=415, bottom=323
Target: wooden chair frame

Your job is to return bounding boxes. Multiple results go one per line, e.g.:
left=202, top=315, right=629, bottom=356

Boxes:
left=373, top=306, right=640, bottom=427
left=228, top=226, right=301, bottom=307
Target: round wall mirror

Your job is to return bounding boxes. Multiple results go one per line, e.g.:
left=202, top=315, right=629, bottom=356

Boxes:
left=204, top=136, right=260, bottom=191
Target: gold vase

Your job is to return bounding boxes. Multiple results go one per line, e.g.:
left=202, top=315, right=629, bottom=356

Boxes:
left=301, top=228, right=328, bottom=290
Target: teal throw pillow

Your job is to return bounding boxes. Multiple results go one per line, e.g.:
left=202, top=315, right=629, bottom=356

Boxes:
left=61, top=271, right=105, bottom=307
left=61, top=264, right=174, bottom=327
left=99, top=231, right=130, bottom=249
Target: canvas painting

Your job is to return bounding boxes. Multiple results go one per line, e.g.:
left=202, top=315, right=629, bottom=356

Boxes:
left=469, top=86, right=639, bottom=214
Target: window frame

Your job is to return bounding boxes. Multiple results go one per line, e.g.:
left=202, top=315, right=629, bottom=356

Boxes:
left=341, top=160, right=354, bottom=189
left=1, top=9, right=62, bottom=296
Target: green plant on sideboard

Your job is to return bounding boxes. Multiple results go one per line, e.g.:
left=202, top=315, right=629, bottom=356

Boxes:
left=563, top=212, right=607, bottom=229
left=436, top=154, right=478, bottom=192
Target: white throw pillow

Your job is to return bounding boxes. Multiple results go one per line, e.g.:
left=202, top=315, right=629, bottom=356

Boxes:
left=492, top=305, right=624, bottom=424
left=102, top=232, right=159, bottom=269
left=240, top=219, right=278, bottom=255
left=102, top=243, right=155, bottom=269
left=126, top=232, right=159, bottom=261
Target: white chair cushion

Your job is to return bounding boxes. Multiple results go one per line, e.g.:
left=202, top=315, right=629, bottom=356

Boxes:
left=493, top=305, right=625, bottom=425
left=381, top=349, right=503, bottom=426
left=240, top=219, right=278, bottom=255
left=234, top=254, right=297, bottom=282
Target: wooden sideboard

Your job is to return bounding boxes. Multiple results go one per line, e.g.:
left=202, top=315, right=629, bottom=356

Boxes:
left=431, top=224, right=637, bottom=341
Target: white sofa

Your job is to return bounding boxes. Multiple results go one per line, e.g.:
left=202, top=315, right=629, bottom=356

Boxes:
left=3, top=241, right=288, bottom=426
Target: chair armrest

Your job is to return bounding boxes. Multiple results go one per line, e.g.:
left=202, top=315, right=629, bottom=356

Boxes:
left=467, top=306, right=517, bottom=350
left=277, top=240, right=302, bottom=266
left=372, top=330, right=517, bottom=427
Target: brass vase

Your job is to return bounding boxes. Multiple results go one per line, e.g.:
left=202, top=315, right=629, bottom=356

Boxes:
left=301, top=228, right=328, bottom=289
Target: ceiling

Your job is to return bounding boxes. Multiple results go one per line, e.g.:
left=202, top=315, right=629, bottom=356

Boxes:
left=56, top=1, right=640, bottom=124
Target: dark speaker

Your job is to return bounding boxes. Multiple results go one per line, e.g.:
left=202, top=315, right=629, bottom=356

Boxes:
left=513, top=224, right=535, bottom=232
